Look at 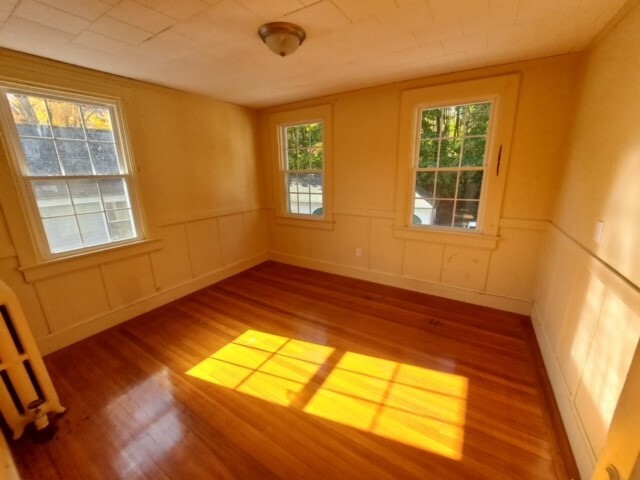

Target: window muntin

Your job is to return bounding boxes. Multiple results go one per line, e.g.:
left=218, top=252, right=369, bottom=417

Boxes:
left=413, top=102, right=492, bottom=230
left=1, top=88, right=141, bottom=256
left=282, top=121, right=324, bottom=216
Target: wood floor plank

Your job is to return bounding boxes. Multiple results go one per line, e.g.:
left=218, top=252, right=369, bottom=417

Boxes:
left=7, top=261, right=579, bottom=479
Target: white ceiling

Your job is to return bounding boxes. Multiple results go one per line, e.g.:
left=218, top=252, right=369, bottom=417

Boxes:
left=0, top=0, right=630, bottom=108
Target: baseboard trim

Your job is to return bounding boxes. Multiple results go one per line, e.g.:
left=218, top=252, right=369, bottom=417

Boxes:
left=526, top=307, right=581, bottom=480
left=269, top=252, right=532, bottom=315
left=531, top=303, right=596, bottom=480
left=37, top=253, right=269, bottom=355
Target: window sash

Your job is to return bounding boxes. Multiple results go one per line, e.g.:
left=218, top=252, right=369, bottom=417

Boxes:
left=0, top=85, right=143, bottom=258
left=280, top=121, right=325, bottom=217
left=411, top=101, right=492, bottom=230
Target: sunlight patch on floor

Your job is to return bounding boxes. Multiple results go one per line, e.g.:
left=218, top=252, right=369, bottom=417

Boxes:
left=186, top=330, right=333, bottom=406
left=186, top=330, right=467, bottom=460
left=304, top=352, right=467, bottom=460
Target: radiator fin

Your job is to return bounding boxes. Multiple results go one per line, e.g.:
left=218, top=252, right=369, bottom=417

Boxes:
left=1, top=305, right=25, bottom=356
left=0, top=279, right=65, bottom=439
left=0, top=371, right=24, bottom=415
left=23, top=360, right=45, bottom=401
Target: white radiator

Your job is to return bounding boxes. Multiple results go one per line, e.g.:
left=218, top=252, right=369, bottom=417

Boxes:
left=0, top=279, right=65, bottom=439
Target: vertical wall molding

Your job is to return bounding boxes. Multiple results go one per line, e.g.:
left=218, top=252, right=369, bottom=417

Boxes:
left=532, top=224, right=640, bottom=480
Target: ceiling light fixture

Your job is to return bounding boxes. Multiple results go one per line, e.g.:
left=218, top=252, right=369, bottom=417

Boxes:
left=258, top=22, right=306, bottom=57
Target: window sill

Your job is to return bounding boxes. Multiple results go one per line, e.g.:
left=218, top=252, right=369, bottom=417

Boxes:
left=19, top=238, right=162, bottom=283
left=392, top=226, right=499, bottom=250
left=275, top=215, right=335, bottom=230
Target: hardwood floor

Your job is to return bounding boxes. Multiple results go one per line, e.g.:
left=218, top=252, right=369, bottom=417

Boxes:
left=8, top=261, right=579, bottom=479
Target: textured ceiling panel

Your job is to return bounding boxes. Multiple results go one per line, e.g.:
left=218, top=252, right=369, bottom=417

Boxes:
left=0, top=0, right=630, bottom=107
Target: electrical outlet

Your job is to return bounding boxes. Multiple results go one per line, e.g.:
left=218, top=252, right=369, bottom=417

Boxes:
left=355, top=247, right=362, bottom=257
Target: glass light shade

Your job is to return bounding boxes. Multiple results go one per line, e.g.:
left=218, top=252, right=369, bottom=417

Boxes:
left=259, top=22, right=306, bottom=57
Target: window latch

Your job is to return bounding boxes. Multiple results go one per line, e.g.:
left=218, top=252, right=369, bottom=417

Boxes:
left=496, top=145, right=503, bottom=176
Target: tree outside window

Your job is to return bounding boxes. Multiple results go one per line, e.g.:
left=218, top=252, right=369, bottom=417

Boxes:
left=413, top=102, right=491, bottom=229
left=283, top=121, right=324, bottom=216
left=0, top=87, right=142, bottom=256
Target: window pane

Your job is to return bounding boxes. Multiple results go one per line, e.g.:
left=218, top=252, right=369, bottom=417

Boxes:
left=412, top=208, right=432, bottom=225
left=466, top=103, right=491, bottom=135
left=89, top=142, right=120, bottom=174
left=457, top=171, right=483, bottom=199
left=461, top=137, right=486, bottom=167
left=99, top=178, right=131, bottom=210
left=7, top=94, right=52, bottom=137
left=418, top=140, right=438, bottom=168
left=413, top=172, right=434, bottom=226
left=77, top=212, right=109, bottom=246
left=309, top=147, right=323, bottom=170
left=286, top=126, right=301, bottom=149
left=287, top=173, right=323, bottom=215
left=308, top=174, right=323, bottom=214
left=48, top=100, right=85, bottom=139
left=20, top=138, right=60, bottom=175
left=43, top=216, right=82, bottom=253
left=32, top=180, right=73, bottom=217
left=106, top=209, right=130, bottom=222
left=81, top=105, right=114, bottom=141
left=287, top=148, right=302, bottom=170
left=287, top=173, right=301, bottom=214
left=68, top=180, right=103, bottom=213
left=286, top=123, right=323, bottom=148
left=297, top=148, right=312, bottom=170
left=310, top=195, right=323, bottom=215
left=57, top=140, right=92, bottom=175
left=442, top=106, right=465, bottom=138
left=435, top=172, right=457, bottom=198
left=433, top=200, right=454, bottom=227
left=439, top=138, right=461, bottom=167
left=415, top=172, right=435, bottom=199
left=106, top=210, right=135, bottom=240
left=420, top=109, right=441, bottom=139
left=302, top=123, right=323, bottom=147
left=454, top=201, right=479, bottom=229
left=285, top=122, right=324, bottom=173
left=414, top=172, right=435, bottom=225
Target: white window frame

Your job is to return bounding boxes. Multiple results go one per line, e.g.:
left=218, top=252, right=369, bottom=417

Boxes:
left=281, top=121, right=325, bottom=216
left=394, top=74, right=520, bottom=248
left=269, top=104, right=333, bottom=229
left=0, top=83, right=146, bottom=260
left=412, top=100, right=492, bottom=230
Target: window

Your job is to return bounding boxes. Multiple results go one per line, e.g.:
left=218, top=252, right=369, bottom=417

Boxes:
left=413, top=102, right=491, bottom=229
left=0, top=86, right=143, bottom=257
left=269, top=104, right=332, bottom=227
left=394, top=75, right=520, bottom=243
left=282, top=121, right=324, bottom=216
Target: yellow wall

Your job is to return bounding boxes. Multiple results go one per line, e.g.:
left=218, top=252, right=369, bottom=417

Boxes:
left=0, top=49, right=268, bottom=354
left=260, top=54, right=580, bottom=314
left=1, top=8, right=638, bottom=477
left=531, top=3, right=640, bottom=479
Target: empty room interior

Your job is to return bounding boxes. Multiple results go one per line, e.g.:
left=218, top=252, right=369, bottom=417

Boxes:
left=0, top=0, right=639, bottom=479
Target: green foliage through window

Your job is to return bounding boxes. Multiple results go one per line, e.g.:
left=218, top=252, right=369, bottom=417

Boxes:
left=413, top=102, right=491, bottom=229
left=286, top=122, right=323, bottom=171
left=283, top=121, right=324, bottom=216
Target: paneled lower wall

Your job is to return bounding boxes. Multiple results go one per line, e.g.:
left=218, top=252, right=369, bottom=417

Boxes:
left=268, top=210, right=546, bottom=315
left=0, top=209, right=269, bottom=355
left=532, top=224, right=640, bottom=480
